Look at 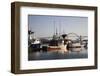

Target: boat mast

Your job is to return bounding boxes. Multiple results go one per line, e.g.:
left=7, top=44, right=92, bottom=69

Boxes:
left=53, top=19, right=56, bottom=35
left=56, top=28, right=58, bottom=35
left=59, top=20, right=61, bottom=36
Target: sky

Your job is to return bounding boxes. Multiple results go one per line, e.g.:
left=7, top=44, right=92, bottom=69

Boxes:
left=28, top=15, right=88, bottom=38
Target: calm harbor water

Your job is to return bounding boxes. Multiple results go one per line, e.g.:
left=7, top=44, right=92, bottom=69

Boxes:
left=28, top=47, right=88, bottom=60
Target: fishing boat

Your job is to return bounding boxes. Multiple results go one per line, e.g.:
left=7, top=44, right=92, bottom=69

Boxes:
left=69, top=43, right=84, bottom=48
left=47, top=33, right=68, bottom=53
left=31, top=39, right=41, bottom=49
left=28, top=30, right=41, bottom=52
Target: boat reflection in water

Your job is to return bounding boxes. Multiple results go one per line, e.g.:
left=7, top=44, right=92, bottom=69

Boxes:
left=28, top=47, right=88, bottom=60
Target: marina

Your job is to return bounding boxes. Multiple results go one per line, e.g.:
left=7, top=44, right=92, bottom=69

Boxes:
left=28, top=30, right=88, bottom=60
left=28, top=15, right=88, bottom=60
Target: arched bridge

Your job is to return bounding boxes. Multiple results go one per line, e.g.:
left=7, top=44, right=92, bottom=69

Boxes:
left=67, top=32, right=88, bottom=41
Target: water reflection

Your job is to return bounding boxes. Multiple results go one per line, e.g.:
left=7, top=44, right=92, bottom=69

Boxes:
left=28, top=47, right=88, bottom=60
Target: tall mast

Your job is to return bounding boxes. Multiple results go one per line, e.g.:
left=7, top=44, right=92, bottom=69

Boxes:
left=59, top=20, right=61, bottom=36
left=53, top=19, right=56, bottom=35
left=56, top=28, right=58, bottom=35
left=63, top=29, right=65, bottom=34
